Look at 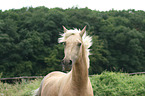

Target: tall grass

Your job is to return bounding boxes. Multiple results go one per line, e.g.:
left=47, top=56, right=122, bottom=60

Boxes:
left=90, top=71, right=145, bottom=96
left=0, top=79, right=41, bottom=96
left=0, top=72, right=145, bottom=96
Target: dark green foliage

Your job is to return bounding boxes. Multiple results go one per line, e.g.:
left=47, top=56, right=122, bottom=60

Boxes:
left=90, top=36, right=109, bottom=74
left=0, top=7, right=145, bottom=77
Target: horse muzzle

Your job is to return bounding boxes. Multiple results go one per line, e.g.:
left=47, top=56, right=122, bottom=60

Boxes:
left=62, top=59, right=72, bottom=65
left=61, top=59, right=72, bottom=71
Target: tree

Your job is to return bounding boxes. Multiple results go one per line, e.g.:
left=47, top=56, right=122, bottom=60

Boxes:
left=90, top=36, right=109, bottom=74
left=0, top=7, right=145, bottom=77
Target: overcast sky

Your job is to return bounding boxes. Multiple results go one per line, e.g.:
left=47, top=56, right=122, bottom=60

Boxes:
left=0, top=0, right=145, bottom=11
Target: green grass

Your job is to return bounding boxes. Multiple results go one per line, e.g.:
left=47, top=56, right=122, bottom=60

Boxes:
left=1, top=72, right=145, bottom=96
left=0, top=79, right=41, bottom=96
left=91, top=72, right=145, bottom=96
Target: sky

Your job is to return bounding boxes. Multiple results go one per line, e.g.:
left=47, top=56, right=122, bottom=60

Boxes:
left=0, top=0, right=145, bottom=11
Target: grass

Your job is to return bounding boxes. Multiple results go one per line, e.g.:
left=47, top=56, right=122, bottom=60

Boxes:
left=91, top=71, right=145, bottom=96
left=1, top=72, right=145, bottom=96
left=0, top=79, right=41, bottom=96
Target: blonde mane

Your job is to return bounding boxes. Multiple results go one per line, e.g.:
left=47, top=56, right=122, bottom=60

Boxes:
left=58, top=28, right=92, bottom=68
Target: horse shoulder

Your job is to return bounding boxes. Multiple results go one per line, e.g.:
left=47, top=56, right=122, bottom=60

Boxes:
left=41, top=71, right=66, bottom=96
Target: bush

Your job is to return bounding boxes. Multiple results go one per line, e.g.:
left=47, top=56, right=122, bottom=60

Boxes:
left=90, top=72, right=145, bottom=96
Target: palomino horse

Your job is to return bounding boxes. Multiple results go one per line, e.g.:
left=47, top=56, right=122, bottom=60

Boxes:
left=35, top=26, right=94, bottom=96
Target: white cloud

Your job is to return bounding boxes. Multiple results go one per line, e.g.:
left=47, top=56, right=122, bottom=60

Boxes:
left=0, top=0, right=145, bottom=11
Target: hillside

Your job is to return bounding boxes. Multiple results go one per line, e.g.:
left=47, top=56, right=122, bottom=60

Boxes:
left=0, top=7, right=145, bottom=77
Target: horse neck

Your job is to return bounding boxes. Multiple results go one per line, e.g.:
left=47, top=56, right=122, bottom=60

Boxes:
left=71, top=44, right=88, bottom=87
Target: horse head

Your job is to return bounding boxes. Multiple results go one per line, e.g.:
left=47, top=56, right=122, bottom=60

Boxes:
left=61, top=26, right=86, bottom=67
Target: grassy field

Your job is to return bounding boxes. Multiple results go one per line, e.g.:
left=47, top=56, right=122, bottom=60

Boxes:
left=1, top=72, right=145, bottom=96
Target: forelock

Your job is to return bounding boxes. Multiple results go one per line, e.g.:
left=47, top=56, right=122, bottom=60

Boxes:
left=58, top=29, right=81, bottom=43
left=58, top=28, right=92, bottom=68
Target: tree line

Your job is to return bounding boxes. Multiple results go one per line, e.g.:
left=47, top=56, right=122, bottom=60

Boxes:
left=0, top=7, right=145, bottom=78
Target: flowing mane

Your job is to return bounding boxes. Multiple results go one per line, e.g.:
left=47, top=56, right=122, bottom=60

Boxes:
left=58, top=28, right=92, bottom=68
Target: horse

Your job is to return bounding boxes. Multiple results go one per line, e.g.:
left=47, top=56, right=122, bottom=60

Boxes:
left=34, top=26, right=94, bottom=96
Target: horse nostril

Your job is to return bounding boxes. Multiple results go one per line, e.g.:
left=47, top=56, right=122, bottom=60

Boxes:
left=61, top=59, right=72, bottom=71
left=69, top=60, right=72, bottom=64
left=62, top=59, right=72, bottom=65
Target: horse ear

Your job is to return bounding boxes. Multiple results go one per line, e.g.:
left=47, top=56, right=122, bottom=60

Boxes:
left=63, top=26, right=67, bottom=33
left=80, top=26, right=87, bottom=37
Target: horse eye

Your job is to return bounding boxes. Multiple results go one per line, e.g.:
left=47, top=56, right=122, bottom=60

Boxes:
left=77, top=43, right=81, bottom=46
left=63, top=42, right=66, bottom=46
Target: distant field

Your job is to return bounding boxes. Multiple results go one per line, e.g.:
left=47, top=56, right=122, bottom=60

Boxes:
left=0, top=72, right=145, bottom=96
